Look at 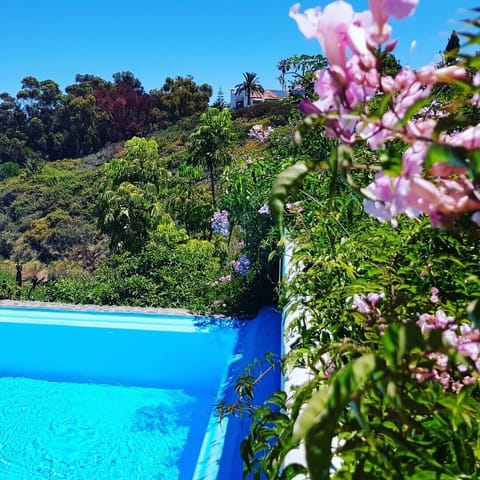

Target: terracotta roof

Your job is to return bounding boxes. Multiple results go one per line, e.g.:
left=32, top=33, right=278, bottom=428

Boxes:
left=250, top=89, right=288, bottom=100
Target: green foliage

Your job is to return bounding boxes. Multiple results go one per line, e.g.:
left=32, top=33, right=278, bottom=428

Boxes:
left=189, top=108, right=236, bottom=208
left=149, top=75, right=212, bottom=128
left=374, top=49, right=402, bottom=77
left=277, top=54, right=328, bottom=95
left=246, top=28, right=480, bottom=476
left=0, top=159, right=101, bottom=262
left=96, top=137, right=168, bottom=253
left=232, top=101, right=294, bottom=125
left=0, top=161, right=20, bottom=180
left=1, top=95, right=293, bottom=314
left=270, top=162, right=309, bottom=235
left=242, top=133, right=480, bottom=477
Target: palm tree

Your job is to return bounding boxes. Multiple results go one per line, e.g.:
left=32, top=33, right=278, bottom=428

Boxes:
left=234, top=72, right=264, bottom=107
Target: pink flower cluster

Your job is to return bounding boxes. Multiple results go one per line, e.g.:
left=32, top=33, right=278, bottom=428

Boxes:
left=351, top=292, right=384, bottom=317
left=351, top=291, right=479, bottom=391
left=291, top=0, right=480, bottom=227
left=248, top=124, right=274, bottom=141
left=286, top=201, right=305, bottom=214
left=415, top=310, right=479, bottom=392
left=211, top=274, right=232, bottom=287
left=258, top=203, right=271, bottom=215
left=318, top=352, right=335, bottom=378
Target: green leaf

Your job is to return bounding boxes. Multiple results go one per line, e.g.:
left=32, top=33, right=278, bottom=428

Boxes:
left=397, top=323, right=425, bottom=360
left=280, top=463, right=309, bottom=480
left=432, top=115, right=471, bottom=142
left=266, top=390, right=288, bottom=409
left=465, top=53, right=480, bottom=68
left=270, top=161, right=310, bottom=235
left=300, top=354, right=378, bottom=480
left=400, top=97, right=431, bottom=127
left=467, top=298, right=480, bottom=329
left=458, top=30, right=480, bottom=48
left=468, top=149, right=480, bottom=179
left=453, top=433, right=476, bottom=474
left=293, top=385, right=329, bottom=442
left=382, top=323, right=425, bottom=370
left=424, top=143, right=467, bottom=171
left=380, top=153, right=402, bottom=177
left=240, top=436, right=254, bottom=467
left=377, top=93, right=393, bottom=116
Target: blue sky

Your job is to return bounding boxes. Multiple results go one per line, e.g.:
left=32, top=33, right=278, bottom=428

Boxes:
left=1, top=1, right=478, bottom=101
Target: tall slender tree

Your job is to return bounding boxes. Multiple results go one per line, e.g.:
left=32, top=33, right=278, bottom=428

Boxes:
left=234, top=72, right=264, bottom=107
left=188, top=108, right=235, bottom=208
left=443, top=30, right=460, bottom=65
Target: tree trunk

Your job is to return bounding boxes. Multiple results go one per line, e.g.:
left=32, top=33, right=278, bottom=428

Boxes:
left=208, top=159, right=216, bottom=208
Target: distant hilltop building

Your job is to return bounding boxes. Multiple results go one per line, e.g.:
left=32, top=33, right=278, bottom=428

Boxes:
left=230, top=88, right=289, bottom=109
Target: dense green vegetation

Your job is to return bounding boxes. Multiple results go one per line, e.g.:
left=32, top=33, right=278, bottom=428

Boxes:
left=230, top=10, right=480, bottom=480
left=0, top=92, right=312, bottom=314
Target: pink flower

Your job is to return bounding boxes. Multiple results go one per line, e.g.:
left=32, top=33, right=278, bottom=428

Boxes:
left=286, top=201, right=305, bottom=214
left=312, top=69, right=340, bottom=112
left=319, top=352, right=335, bottom=378
left=370, top=0, right=418, bottom=21
left=416, top=64, right=467, bottom=84
left=472, top=72, right=480, bottom=107
left=463, top=376, right=477, bottom=386
left=428, top=162, right=467, bottom=178
left=351, top=294, right=372, bottom=315
left=350, top=292, right=383, bottom=316
left=441, top=126, right=480, bottom=150
left=429, top=287, right=439, bottom=304
left=218, top=274, right=232, bottom=284
left=367, top=292, right=383, bottom=306
left=362, top=173, right=422, bottom=226
left=290, top=2, right=375, bottom=70
left=258, top=204, right=270, bottom=215
left=290, top=1, right=355, bottom=69
left=249, top=124, right=274, bottom=141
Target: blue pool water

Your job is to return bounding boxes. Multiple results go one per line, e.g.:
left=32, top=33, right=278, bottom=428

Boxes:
left=0, top=305, right=281, bottom=480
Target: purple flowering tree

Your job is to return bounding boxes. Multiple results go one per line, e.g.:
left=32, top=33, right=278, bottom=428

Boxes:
left=233, top=255, right=251, bottom=276
left=210, top=210, right=230, bottom=236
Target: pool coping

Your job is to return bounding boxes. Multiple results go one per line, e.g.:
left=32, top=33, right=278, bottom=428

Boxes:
left=0, top=299, right=191, bottom=316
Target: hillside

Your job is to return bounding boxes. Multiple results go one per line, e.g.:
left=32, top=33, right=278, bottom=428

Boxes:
left=0, top=101, right=302, bottom=314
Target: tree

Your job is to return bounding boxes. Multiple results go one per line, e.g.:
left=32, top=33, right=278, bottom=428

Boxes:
left=149, top=75, right=212, bottom=128
left=212, top=87, right=226, bottom=109
left=443, top=30, right=460, bottom=65
left=0, top=93, right=28, bottom=164
left=97, top=137, right=168, bottom=253
left=374, top=49, right=402, bottom=77
left=92, top=71, right=151, bottom=142
left=57, top=94, right=108, bottom=157
left=16, top=77, right=64, bottom=157
left=234, top=72, right=264, bottom=106
left=65, top=74, right=110, bottom=97
left=277, top=54, right=327, bottom=95
left=188, top=108, right=235, bottom=208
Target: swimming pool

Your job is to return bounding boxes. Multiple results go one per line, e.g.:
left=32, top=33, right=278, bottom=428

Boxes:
left=0, top=303, right=281, bottom=479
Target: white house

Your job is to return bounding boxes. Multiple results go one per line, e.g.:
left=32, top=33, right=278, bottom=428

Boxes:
left=230, top=88, right=289, bottom=109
